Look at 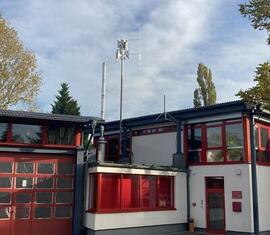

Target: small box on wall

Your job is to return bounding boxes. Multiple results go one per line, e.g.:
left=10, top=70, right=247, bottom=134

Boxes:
left=232, top=191, right=242, bottom=199
left=232, top=202, right=242, bottom=212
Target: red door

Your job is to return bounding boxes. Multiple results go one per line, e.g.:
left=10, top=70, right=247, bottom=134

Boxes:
left=0, top=153, right=75, bottom=235
left=206, top=177, right=225, bottom=234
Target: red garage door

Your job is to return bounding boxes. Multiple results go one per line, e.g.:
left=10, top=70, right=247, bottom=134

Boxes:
left=0, top=154, right=75, bottom=235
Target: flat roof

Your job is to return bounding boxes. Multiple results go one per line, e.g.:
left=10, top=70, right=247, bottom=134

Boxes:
left=88, top=161, right=186, bottom=172
left=0, top=109, right=103, bottom=124
left=101, top=100, right=254, bottom=131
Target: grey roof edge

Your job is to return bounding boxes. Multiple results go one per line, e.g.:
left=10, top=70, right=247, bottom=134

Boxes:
left=0, top=109, right=104, bottom=124
left=102, top=100, right=253, bottom=130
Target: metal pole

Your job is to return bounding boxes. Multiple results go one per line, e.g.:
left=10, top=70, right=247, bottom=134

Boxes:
left=119, top=58, right=124, bottom=156
left=249, top=111, right=259, bottom=235
left=101, top=62, right=106, bottom=120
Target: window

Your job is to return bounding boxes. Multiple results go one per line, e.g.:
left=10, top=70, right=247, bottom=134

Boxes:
left=121, top=175, right=140, bottom=209
left=16, top=162, right=34, bottom=174
left=0, top=123, right=8, bottom=142
left=158, top=177, right=173, bottom=208
left=89, top=173, right=174, bottom=213
left=141, top=175, right=156, bottom=209
left=100, top=174, right=120, bottom=209
left=12, top=124, right=42, bottom=144
left=48, top=126, right=75, bottom=145
left=187, top=119, right=244, bottom=164
left=206, top=125, right=223, bottom=162
left=37, top=163, right=54, bottom=174
left=256, top=123, right=270, bottom=163
left=105, top=138, right=119, bottom=162
left=226, top=123, right=244, bottom=161
left=34, top=207, right=51, bottom=219
left=187, top=127, right=202, bottom=163
left=0, top=162, right=12, bottom=173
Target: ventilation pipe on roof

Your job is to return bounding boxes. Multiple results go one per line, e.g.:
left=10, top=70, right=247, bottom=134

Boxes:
left=97, top=125, right=106, bottom=162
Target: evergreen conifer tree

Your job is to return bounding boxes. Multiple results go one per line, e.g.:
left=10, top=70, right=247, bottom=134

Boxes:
left=51, top=83, right=80, bottom=115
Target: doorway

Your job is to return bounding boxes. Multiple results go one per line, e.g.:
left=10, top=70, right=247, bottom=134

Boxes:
left=205, top=177, right=225, bottom=234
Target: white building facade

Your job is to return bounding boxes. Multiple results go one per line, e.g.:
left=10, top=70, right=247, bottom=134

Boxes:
left=84, top=101, right=269, bottom=235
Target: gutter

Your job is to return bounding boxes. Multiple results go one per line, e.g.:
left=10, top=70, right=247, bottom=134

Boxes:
left=249, top=109, right=259, bottom=235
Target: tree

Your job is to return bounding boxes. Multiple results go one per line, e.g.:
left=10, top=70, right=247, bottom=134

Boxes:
left=51, top=83, right=80, bottom=115
left=0, top=15, right=41, bottom=110
left=193, top=63, right=217, bottom=107
left=236, top=62, right=270, bottom=109
left=239, top=0, right=270, bottom=44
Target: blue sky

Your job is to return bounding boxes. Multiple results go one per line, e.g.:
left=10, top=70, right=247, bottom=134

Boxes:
left=0, top=0, right=269, bottom=120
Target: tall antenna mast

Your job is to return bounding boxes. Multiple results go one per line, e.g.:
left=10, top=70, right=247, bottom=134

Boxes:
left=116, top=39, right=129, bottom=156
left=101, top=62, right=106, bottom=120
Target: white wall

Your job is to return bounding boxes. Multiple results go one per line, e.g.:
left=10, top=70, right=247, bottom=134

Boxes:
left=132, top=132, right=176, bottom=166
left=257, top=165, right=270, bottom=232
left=189, top=164, right=253, bottom=233
left=84, top=166, right=187, bottom=231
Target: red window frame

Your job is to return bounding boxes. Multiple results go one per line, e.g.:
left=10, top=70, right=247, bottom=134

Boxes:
left=255, top=122, right=270, bottom=165
left=185, top=118, right=246, bottom=165
left=0, top=119, right=81, bottom=148
left=88, top=173, right=175, bottom=213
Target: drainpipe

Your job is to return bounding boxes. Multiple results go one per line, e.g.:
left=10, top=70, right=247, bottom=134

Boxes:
left=249, top=109, right=259, bottom=235
left=176, top=119, right=190, bottom=225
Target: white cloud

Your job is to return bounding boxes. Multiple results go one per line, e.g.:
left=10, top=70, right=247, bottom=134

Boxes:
left=0, top=0, right=269, bottom=120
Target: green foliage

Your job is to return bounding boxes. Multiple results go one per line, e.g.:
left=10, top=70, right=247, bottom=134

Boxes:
left=236, top=62, right=270, bottom=109
left=193, top=63, right=217, bottom=107
left=193, top=88, right=202, bottom=107
left=239, top=0, right=270, bottom=44
left=0, top=15, right=41, bottom=110
left=51, top=83, right=80, bottom=115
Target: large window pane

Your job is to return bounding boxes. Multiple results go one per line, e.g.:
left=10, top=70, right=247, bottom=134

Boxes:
left=0, top=123, right=8, bottom=142
left=188, top=150, right=201, bottom=163
left=0, top=177, right=11, bottom=188
left=0, top=207, right=10, bottom=219
left=0, top=162, right=12, bottom=173
left=207, top=127, right=222, bottom=147
left=261, top=151, right=270, bottom=163
left=36, top=192, right=53, bottom=203
left=56, top=192, right=73, bottom=204
left=260, top=127, right=269, bottom=148
left=16, top=162, right=33, bottom=174
left=12, top=124, right=42, bottom=144
left=36, top=178, right=53, bottom=189
left=227, top=148, right=243, bottom=161
left=55, top=207, right=72, bottom=218
left=207, top=150, right=224, bottom=162
left=16, top=178, right=33, bottom=189
left=158, top=177, right=173, bottom=208
left=15, top=207, right=29, bottom=219
left=0, top=192, right=10, bottom=203
left=16, top=193, right=31, bottom=203
left=121, top=175, right=140, bottom=209
left=57, top=178, right=73, bottom=189
left=188, top=127, right=202, bottom=150
left=48, top=126, right=75, bottom=145
left=34, top=207, right=51, bottom=219
left=58, top=163, right=74, bottom=175
left=226, top=123, right=243, bottom=147
left=141, top=175, right=156, bottom=208
left=37, top=163, right=54, bottom=174
left=100, top=174, right=120, bottom=209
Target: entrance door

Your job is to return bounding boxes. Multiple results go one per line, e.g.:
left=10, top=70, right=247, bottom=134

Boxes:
left=0, top=154, right=75, bottom=235
left=206, top=177, right=225, bottom=234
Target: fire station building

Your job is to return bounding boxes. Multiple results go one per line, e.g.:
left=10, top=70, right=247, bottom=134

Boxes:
left=1, top=101, right=270, bottom=235
left=84, top=100, right=270, bottom=235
